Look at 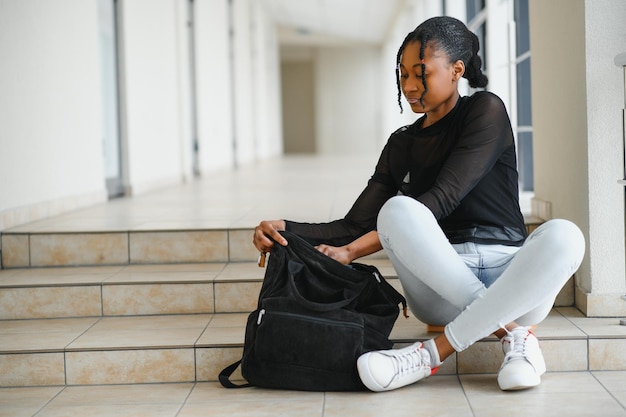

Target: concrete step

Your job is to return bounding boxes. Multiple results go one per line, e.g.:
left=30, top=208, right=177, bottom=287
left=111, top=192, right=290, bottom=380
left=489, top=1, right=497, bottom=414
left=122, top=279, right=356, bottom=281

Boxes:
left=1, top=307, right=625, bottom=387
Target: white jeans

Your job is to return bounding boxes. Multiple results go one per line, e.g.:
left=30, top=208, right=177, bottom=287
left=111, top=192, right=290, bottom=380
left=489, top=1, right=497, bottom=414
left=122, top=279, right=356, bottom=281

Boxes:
left=377, top=196, right=585, bottom=352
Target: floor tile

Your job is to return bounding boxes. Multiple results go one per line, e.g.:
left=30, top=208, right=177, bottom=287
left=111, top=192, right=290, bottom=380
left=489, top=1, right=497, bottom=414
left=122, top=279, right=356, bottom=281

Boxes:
left=213, top=262, right=264, bottom=282
left=0, top=386, right=63, bottom=417
left=15, top=384, right=192, bottom=417
left=0, top=318, right=98, bottom=352
left=67, top=315, right=211, bottom=349
left=180, top=382, right=324, bottom=417
left=324, top=376, right=473, bottom=417
left=461, top=373, right=626, bottom=417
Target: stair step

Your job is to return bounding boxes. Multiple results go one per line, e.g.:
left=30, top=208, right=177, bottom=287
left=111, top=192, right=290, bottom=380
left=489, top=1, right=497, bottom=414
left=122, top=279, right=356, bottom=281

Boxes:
left=0, top=260, right=397, bottom=319
left=1, top=229, right=259, bottom=268
left=1, top=308, right=625, bottom=387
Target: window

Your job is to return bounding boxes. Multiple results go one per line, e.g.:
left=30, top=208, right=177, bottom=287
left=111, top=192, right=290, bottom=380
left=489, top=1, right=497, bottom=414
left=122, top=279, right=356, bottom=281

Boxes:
left=466, top=0, right=488, bottom=76
left=514, top=0, right=533, bottom=191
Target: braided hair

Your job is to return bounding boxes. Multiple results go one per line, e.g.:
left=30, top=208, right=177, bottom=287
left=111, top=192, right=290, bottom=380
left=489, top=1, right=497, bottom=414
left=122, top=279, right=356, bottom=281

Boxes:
left=395, top=16, right=488, bottom=112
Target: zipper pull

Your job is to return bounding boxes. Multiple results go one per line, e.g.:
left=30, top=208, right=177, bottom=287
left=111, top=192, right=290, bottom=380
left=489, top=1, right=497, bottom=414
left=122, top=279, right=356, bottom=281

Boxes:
left=257, top=309, right=265, bottom=325
left=373, top=271, right=382, bottom=283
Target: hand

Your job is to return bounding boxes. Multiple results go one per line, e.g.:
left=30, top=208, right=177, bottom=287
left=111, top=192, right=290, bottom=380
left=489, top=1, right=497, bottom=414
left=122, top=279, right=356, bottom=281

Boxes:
left=315, top=244, right=352, bottom=265
left=252, top=220, right=287, bottom=252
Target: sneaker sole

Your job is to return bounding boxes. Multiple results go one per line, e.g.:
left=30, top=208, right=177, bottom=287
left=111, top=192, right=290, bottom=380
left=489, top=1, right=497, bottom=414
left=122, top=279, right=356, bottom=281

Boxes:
left=498, top=373, right=541, bottom=391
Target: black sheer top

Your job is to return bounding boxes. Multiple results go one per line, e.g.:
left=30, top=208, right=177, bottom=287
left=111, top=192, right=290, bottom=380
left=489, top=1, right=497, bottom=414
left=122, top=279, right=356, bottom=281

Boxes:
left=286, top=91, right=527, bottom=247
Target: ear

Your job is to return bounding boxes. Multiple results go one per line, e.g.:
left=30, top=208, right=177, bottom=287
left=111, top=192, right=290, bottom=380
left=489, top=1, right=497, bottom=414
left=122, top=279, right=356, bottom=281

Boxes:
left=452, top=60, right=465, bottom=81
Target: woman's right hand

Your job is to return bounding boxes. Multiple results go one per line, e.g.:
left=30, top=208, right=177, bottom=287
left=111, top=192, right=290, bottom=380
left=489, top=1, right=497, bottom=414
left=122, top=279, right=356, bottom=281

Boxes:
left=252, top=220, right=288, bottom=253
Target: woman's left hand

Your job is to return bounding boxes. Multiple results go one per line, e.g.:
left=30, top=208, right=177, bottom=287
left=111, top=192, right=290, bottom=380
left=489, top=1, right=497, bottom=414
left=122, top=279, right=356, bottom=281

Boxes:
left=315, top=244, right=352, bottom=265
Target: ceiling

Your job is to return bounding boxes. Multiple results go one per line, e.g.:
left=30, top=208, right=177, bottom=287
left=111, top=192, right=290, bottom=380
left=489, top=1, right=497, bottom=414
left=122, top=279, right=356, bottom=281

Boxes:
left=263, top=0, right=406, bottom=46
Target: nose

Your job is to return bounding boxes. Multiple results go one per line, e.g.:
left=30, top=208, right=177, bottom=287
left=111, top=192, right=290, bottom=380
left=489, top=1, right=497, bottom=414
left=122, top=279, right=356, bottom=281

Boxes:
left=403, top=75, right=420, bottom=93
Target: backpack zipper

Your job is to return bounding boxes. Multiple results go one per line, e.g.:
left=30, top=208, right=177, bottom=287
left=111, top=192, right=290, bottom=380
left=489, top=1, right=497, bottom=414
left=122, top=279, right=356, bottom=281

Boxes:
left=256, top=308, right=363, bottom=330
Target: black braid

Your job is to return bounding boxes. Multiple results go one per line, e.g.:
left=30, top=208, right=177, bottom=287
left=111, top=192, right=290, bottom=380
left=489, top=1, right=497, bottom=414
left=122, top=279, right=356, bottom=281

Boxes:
left=395, top=34, right=412, bottom=113
left=418, top=35, right=429, bottom=109
left=394, top=16, right=488, bottom=112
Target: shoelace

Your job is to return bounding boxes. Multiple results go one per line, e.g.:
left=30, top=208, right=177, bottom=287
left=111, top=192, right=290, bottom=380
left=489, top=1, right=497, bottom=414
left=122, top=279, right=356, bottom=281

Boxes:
left=503, top=328, right=529, bottom=362
left=388, top=344, right=430, bottom=377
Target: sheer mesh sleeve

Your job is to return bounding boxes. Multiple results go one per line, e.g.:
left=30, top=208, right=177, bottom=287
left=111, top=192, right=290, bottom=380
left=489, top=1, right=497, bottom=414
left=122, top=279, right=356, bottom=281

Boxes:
left=417, top=93, right=514, bottom=219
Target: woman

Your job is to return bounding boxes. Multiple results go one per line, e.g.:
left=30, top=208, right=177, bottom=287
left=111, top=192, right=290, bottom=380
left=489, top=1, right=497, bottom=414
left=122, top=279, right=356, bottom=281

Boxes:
left=253, top=16, right=585, bottom=392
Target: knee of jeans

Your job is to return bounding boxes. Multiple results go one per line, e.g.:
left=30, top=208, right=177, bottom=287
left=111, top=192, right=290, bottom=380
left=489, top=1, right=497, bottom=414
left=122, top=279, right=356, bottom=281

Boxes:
left=531, top=219, right=586, bottom=261
left=377, top=196, right=432, bottom=235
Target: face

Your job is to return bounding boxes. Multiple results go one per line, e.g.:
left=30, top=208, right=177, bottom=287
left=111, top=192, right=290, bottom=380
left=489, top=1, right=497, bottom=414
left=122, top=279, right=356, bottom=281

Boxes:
left=399, top=41, right=464, bottom=124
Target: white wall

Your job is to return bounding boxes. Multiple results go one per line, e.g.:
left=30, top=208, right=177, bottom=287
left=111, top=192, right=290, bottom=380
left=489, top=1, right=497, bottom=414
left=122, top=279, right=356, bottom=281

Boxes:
left=315, top=47, right=382, bottom=155
left=0, top=0, right=107, bottom=230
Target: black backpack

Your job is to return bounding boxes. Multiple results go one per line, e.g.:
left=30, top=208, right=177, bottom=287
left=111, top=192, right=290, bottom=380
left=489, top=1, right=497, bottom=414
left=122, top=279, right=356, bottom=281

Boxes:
left=219, top=231, right=406, bottom=391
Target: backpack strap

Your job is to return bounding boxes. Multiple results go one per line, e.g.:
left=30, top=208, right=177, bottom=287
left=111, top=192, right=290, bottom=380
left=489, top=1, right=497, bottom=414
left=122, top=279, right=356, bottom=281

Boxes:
left=218, top=360, right=252, bottom=388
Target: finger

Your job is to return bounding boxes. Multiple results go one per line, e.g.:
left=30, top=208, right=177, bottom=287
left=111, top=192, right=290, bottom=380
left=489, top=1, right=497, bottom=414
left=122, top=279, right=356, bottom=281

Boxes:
left=253, top=231, right=274, bottom=252
left=267, top=227, right=288, bottom=246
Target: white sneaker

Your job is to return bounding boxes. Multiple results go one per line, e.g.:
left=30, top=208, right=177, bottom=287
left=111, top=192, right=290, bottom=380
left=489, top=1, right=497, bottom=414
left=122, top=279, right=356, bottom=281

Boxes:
left=497, top=327, right=546, bottom=391
left=357, top=342, right=438, bottom=392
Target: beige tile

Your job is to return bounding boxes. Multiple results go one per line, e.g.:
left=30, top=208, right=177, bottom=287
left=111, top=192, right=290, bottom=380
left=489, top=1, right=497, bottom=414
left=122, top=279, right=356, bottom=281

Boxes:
left=30, top=233, right=129, bottom=267
left=49, top=383, right=193, bottom=405
left=324, top=376, right=473, bottom=417
left=458, top=340, right=503, bottom=374
left=180, top=382, right=324, bottom=416
left=541, top=339, right=588, bottom=371
left=65, top=349, right=195, bottom=384
left=389, top=314, right=433, bottom=341
left=1, top=234, right=29, bottom=268
left=0, top=318, right=98, bottom=352
left=36, top=403, right=182, bottom=417
left=461, top=371, right=606, bottom=395
left=68, top=315, right=210, bottom=350
left=9, top=265, right=122, bottom=278
left=196, top=347, right=244, bottom=382
left=129, top=231, right=228, bottom=263
left=214, top=262, right=264, bottom=282
left=593, top=370, right=626, bottom=393
left=0, top=353, right=65, bottom=386
left=0, top=272, right=109, bottom=287
left=208, top=313, right=249, bottom=328
left=116, top=262, right=225, bottom=275
left=461, top=372, right=626, bottom=417
left=196, top=327, right=245, bottom=347
left=228, top=229, right=257, bottom=262
left=467, top=390, right=624, bottom=417
left=102, top=283, right=213, bottom=315
left=0, top=286, right=101, bottom=319
left=0, top=386, right=63, bottom=417
left=533, top=309, right=587, bottom=339
left=568, top=316, right=626, bottom=338
left=214, top=282, right=262, bottom=313
left=590, top=339, right=626, bottom=370
left=187, top=381, right=323, bottom=402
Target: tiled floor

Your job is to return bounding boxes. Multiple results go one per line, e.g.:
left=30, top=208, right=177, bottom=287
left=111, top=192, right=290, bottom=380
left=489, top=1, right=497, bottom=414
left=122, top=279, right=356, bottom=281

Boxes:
left=2, top=372, right=626, bottom=417
left=1, top=155, right=624, bottom=415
